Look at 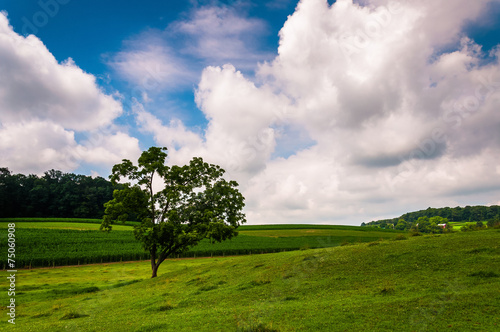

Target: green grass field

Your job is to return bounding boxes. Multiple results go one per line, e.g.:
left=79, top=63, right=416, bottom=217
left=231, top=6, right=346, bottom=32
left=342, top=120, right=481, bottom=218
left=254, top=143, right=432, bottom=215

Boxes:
left=239, top=228, right=400, bottom=238
left=448, top=221, right=479, bottom=230
left=0, top=220, right=404, bottom=268
left=1, top=230, right=499, bottom=331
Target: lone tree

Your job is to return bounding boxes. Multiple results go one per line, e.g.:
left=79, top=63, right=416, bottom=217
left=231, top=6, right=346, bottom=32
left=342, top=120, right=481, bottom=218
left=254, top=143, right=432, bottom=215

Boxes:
left=101, top=147, right=246, bottom=278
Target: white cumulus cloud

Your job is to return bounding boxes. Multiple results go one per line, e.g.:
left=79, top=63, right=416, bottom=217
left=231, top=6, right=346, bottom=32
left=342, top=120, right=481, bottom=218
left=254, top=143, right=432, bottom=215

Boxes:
left=0, top=13, right=121, bottom=131
left=139, top=0, right=500, bottom=225
left=0, top=12, right=141, bottom=174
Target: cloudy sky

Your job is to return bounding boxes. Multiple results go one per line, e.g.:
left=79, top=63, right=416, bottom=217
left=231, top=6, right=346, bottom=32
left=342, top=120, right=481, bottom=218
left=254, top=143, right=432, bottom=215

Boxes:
left=1, top=0, right=500, bottom=225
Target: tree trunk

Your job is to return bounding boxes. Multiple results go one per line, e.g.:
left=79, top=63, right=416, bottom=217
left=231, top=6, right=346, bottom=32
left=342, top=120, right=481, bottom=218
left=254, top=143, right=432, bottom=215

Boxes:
left=150, top=245, right=157, bottom=278
left=151, top=263, right=159, bottom=278
left=150, top=247, right=168, bottom=278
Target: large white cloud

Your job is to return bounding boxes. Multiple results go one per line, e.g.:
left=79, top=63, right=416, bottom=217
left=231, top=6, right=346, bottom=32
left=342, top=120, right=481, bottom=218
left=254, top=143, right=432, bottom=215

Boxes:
left=135, top=64, right=291, bottom=185
left=0, top=12, right=141, bottom=175
left=137, top=0, right=500, bottom=225
left=0, top=12, right=121, bottom=131
left=0, top=120, right=78, bottom=172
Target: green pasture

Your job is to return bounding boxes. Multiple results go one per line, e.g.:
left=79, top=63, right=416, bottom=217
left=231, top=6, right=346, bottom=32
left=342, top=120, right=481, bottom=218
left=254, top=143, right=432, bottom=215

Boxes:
left=239, top=224, right=400, bottom=231
left=0, top=220, right=403, bottom=268
left=448, top=221, right=476, bottom=230
left=240, top=228, right=400, bottom=238
left=1, top=230, right=499, bottom=331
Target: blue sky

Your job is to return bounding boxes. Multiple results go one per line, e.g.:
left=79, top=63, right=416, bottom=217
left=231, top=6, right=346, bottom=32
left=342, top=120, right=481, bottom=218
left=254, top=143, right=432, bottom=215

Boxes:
left=1, top=0, right=307, bottom=159
left=3, top=0, right=295, bottom=114
left=4, top=0, right=326, bottom=171
left=1, top=0, right=500, bottom=225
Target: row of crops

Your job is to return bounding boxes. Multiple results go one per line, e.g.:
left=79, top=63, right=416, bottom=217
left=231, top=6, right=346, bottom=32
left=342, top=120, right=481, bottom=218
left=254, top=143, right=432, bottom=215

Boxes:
left=0, top=217, right=139, bottom=226
left=0, top=220, right=401, bottom=268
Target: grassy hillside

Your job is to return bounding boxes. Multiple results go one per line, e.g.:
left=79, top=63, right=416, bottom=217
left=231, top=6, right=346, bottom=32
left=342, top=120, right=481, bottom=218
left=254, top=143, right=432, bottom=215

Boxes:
left=1, top=230, right=499, bottom=331
left=0, top=221, right=403, bottom=268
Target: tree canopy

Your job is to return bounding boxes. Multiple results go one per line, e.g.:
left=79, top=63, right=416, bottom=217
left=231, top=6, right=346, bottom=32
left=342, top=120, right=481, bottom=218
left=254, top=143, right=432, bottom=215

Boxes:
left=101, top=147, right=246, bottom=278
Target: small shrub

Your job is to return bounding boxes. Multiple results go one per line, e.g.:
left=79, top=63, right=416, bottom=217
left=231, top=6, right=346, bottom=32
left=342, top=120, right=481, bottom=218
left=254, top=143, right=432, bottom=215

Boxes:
left=410, top=231, right=422, bottom=237
left=394, top=234, right=407, bottom=241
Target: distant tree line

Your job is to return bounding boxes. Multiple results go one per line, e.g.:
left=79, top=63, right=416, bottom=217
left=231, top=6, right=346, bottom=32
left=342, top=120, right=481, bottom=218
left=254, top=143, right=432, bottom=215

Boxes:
left=362, top=205, right=500, bottom=232
left=0, top=168, right=117, bottom=219
left=399, top=206, right=500, bottom=223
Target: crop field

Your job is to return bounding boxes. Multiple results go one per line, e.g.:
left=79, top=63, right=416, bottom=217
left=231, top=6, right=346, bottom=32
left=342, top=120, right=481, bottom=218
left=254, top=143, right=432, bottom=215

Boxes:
left=1, top=230, right=499, bottom=331
left=0, top=219, right=403, bottom=268
left=0, top=218, right=139, bottom=226
left=1, top=222, right=134, bottom=231
left=448, top=221, right=477, bottom=230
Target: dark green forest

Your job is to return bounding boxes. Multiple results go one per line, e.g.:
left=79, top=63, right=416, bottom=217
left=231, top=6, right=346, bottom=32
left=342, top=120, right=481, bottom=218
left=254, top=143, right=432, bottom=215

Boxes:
left=0, top=168, right=116, bottom=219
left=363, top=205, right=500, bottom=229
